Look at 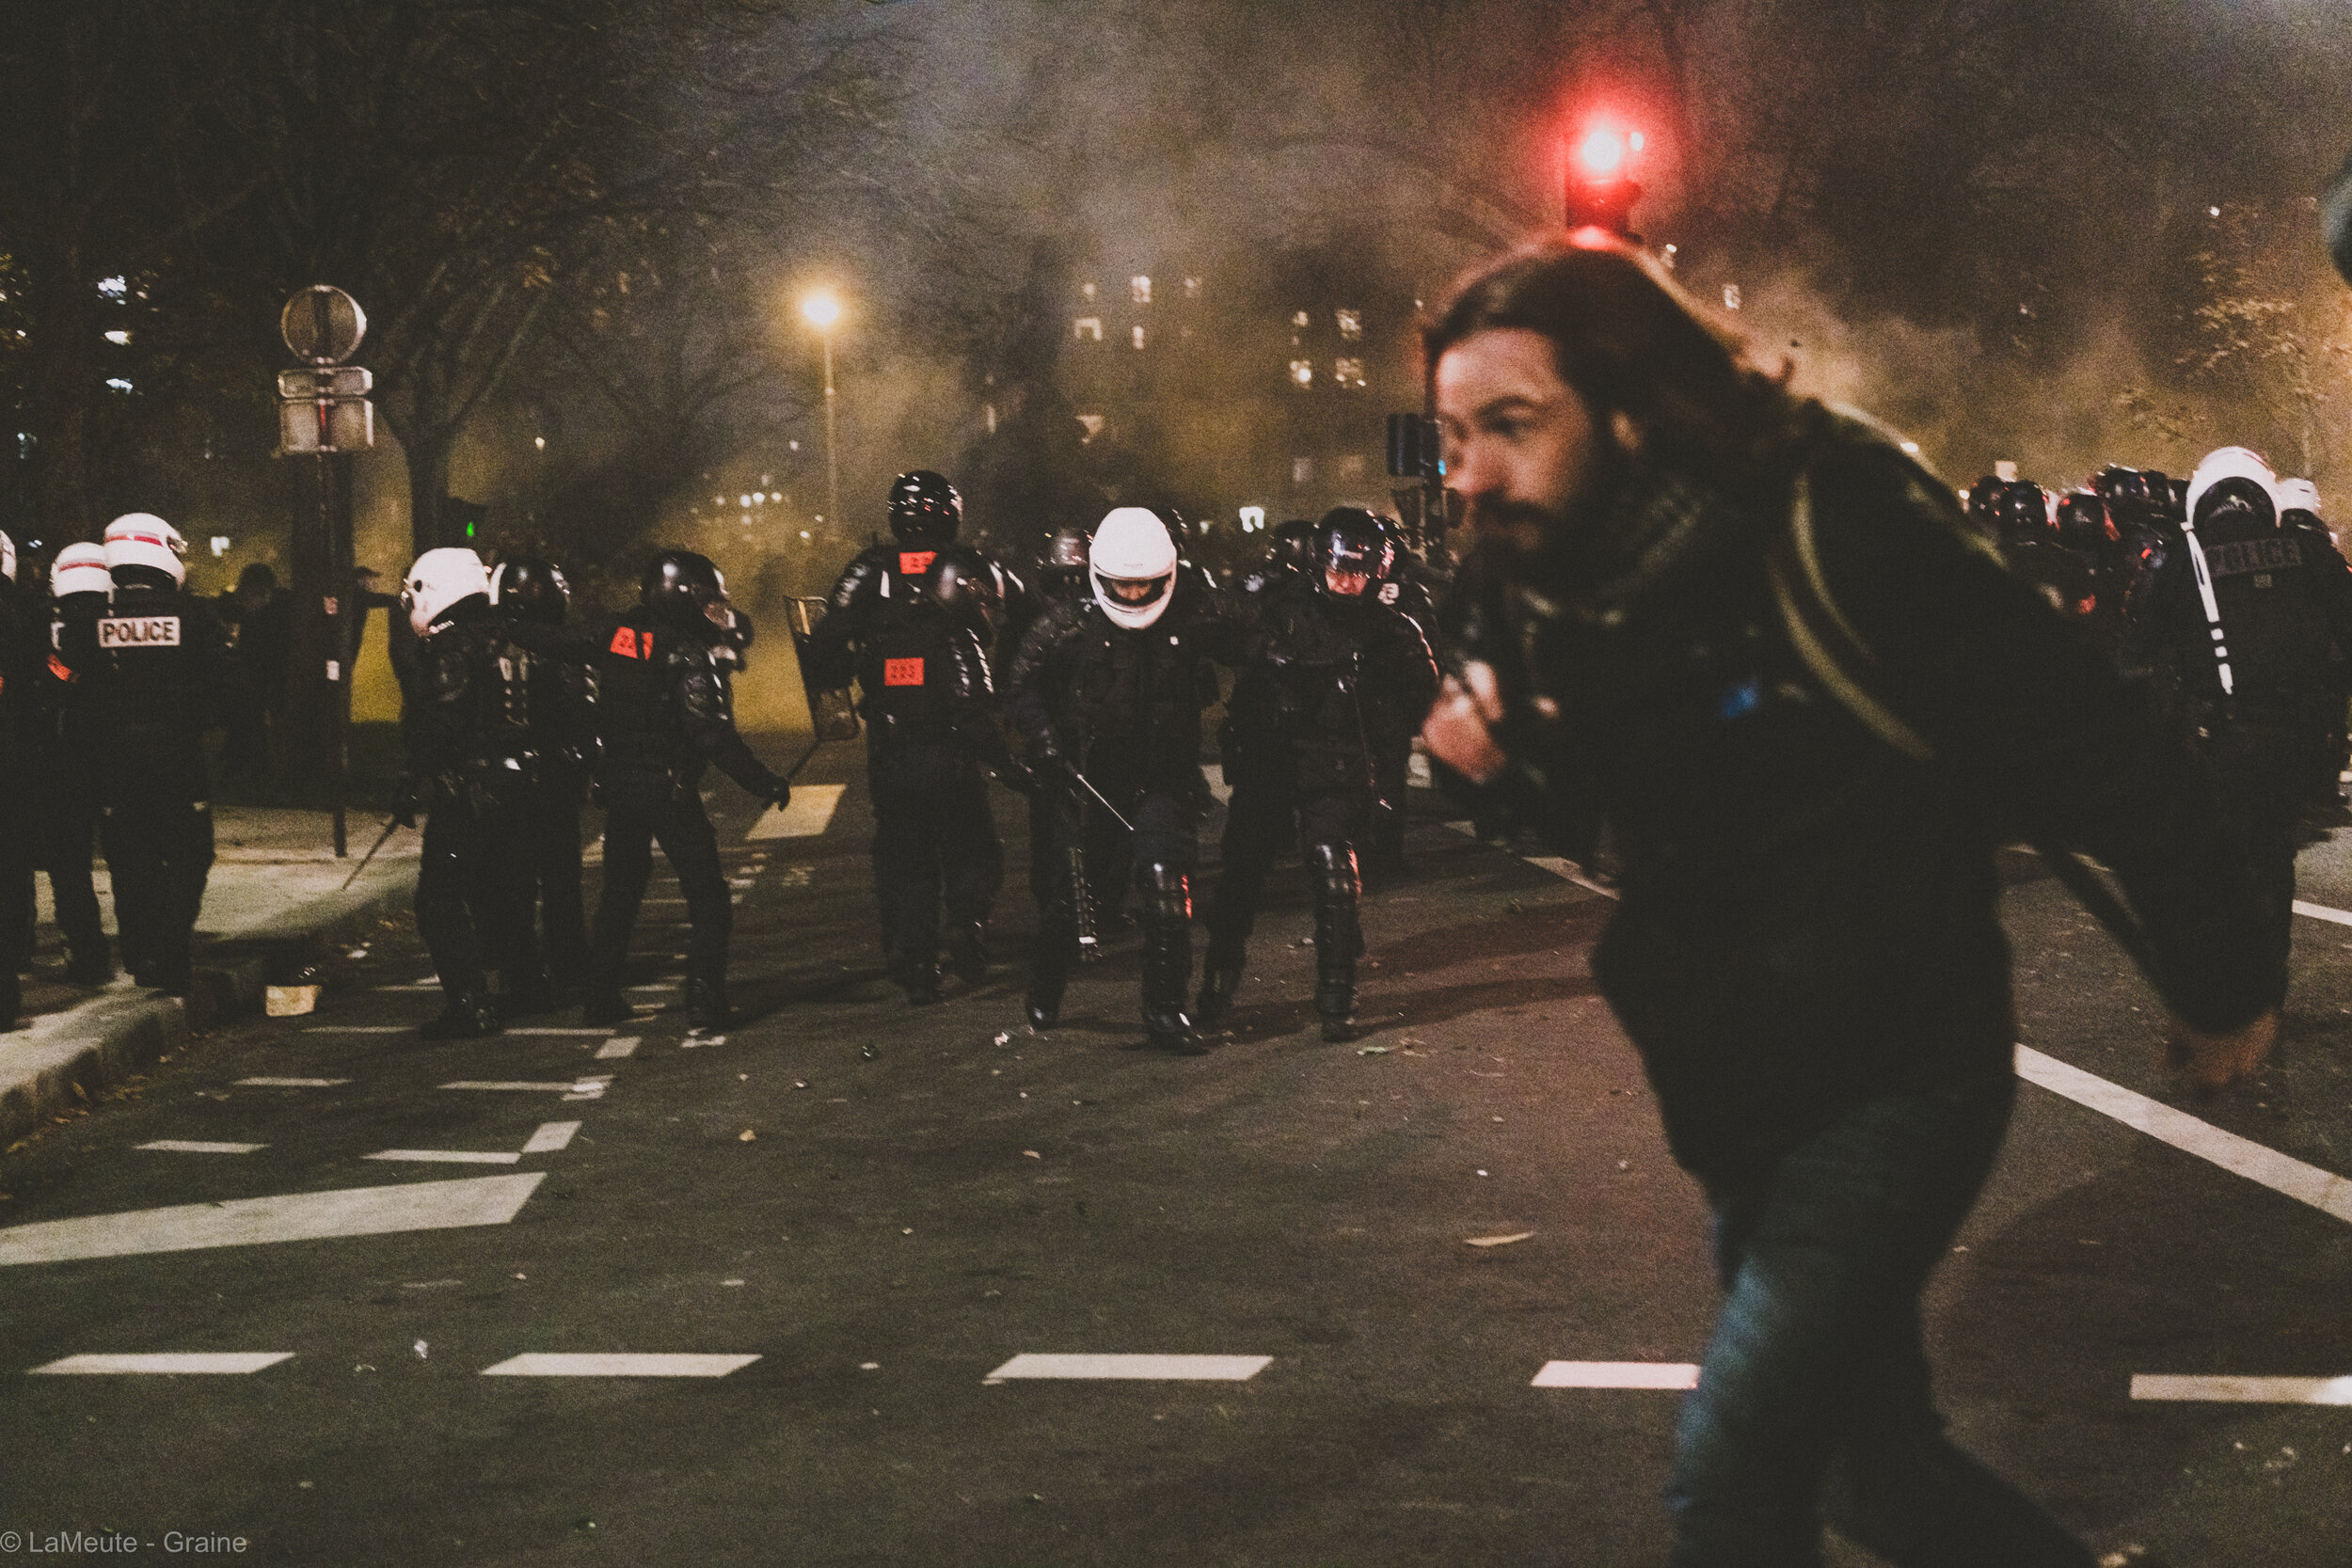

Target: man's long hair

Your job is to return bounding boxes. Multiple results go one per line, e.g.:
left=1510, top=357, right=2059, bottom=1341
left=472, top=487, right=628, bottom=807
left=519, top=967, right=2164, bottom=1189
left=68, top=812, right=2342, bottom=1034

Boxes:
left=1423, top=236, right=1822, bottom=501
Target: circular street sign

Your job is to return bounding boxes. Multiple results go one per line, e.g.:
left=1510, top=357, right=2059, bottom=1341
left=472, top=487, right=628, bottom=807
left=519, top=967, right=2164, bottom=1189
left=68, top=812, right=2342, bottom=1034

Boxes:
left=279, top=284, right=367, bottom=365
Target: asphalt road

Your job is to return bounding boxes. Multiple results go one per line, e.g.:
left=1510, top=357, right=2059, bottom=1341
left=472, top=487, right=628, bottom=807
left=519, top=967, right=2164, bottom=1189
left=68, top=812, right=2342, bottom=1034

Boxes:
left=2, top=753, right=2348, bottom=1567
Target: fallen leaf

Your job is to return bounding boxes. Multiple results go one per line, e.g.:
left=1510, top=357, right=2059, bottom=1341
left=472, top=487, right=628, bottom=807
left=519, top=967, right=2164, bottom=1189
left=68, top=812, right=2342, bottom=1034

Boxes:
left=739, top=1129, right=757, bottom=1142
left=1023, top=1150, right=1041, bottom=1159
left=1465, top=1231, right=1535, bottom=1248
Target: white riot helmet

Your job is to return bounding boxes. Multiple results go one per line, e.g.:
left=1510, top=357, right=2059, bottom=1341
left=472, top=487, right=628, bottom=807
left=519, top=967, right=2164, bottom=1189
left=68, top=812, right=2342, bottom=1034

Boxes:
left=2277, top=477, right=2323, bottom=520
left=401, top=546, right=492, bottom=636
left=103, top=512, right=187, bottom=585
left=50, top=542, right=110, bottom=598
left=0, top=529, right=14, bottom=584
left=1089, top=506, right=1181, bottom=630
left=2185, top=447, right=2279, bottom=532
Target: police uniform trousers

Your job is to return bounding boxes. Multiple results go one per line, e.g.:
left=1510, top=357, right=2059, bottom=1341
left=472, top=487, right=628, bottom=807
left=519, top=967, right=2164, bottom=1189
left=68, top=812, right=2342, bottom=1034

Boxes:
left=0, top=772, right=30, bottom=1022
left=416, top=789, right=539, bottom=1003
left=100, top=793, right=214, bottom=994
left=1027, top=762, right=1201, bottom=1032
left=2206, top=707, right=2315, bottom=1010
left=521, top=768, right=590, bottom=988
left=589, top=767, right=730, bottom=1000
left=868, top=741, right=1003, bottom=982
left=33, top=758, right=108, bottom=976
left=1203, top=764, right=1367, bottom=959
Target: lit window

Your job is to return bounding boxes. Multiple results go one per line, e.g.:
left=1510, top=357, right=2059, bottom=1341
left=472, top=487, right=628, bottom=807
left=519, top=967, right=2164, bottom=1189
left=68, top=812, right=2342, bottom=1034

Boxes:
left=740, top=494, right=753, bottom=508
left=1289, top=359, right=1313, bottom=388
left=761, top=473, right=773, bottom=485
left=104, top=377, right=134, bottom=393
left=210, top=536, right=230, bottom=556
left=1292, top=456, right=1314, bottom=484
left=787, top=440, right=800, bottom=452
left=1336, top=309, right=1362, bottom=340
left=1339, top=454, right=1367, bottom=480
left=1073, top=316, right=1103, bottom=341
left=97, top=276, right=127, bottom=300
left=1334, top=357, right=1367, bottom=389
left=1132, top=325, right=1147, bottom=350
left=1080, top=281, right=1098, bottom=302
left=104, top=329, right=131, bottom=345
left=1130, top=276, right=1152, bottom=305
left=532, top=436, right=546, bottom=450
left=1183, top=277, right=1202, bottom=301
left=1292, top=310, right=1311, bottom=328
left=1722, top=285, right=1741, bottom=310
left=1239, top=505, right=1265, bottom=532
left=1076, top=414, right=1105, bottom=442
left=714, top=496, right=725, bottom=506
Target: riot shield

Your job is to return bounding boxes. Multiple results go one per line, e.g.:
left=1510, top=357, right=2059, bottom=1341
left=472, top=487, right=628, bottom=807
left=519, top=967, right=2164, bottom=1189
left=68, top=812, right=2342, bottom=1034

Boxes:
left=786, top=596, right=863, bottom=742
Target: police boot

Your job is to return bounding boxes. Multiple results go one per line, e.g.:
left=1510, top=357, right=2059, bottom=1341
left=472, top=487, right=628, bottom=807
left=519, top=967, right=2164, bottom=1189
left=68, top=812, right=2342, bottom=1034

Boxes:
left=891, top=956, right=944, bottom=1006
left=946, top=922, right=990, bottom=987
left=420, top=990, right=501, bottom=1040
left=1139, top=864, right=1205, bottom=1053
left=683, top=974, right=731, bottom=1032
left=1025, top=924, right=1071, bottom=1031
left=1310, top=843, right=1363, bottom=1044
left=1195, top=926, right=1247, bottom=1030
left=0, top=972, right=20, bottom=1033
left=66, top=943, right=114, bottom=988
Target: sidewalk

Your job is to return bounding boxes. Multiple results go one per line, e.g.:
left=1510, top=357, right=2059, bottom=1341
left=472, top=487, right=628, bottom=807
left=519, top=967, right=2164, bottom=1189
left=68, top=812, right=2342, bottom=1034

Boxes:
left=2, top=807, right=421, bottom=1147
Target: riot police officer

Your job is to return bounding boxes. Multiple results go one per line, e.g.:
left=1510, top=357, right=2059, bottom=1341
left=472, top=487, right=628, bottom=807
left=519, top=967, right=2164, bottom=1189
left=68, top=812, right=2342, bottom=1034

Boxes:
left=1005, top=507, right=1248, bottom=1051
left=397, top=547, right=542, bottom=1037
left=807, top=472, right=1028, bottom=1002
left=1238, top=519, right=1316, bottom=597
left=31, top=545, right=114, bottom=986
left=491, top=555, right=593, bottom=1000
left=556, top=552, right=789, bottom=1030
left=2136, top=447, right=2352, bottom=1006
left=1200, top=510, right=1437, bottom=1040
left=2276, top=478, right=2352, bottom=813
left=0, top=531, right=29, bottom=1028
left=73, top=515, right=230, bottom=998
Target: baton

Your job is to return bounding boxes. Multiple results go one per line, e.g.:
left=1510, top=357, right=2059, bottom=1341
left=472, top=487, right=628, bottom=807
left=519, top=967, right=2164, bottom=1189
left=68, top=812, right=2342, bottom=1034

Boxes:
left=1069, top=767, right=1136, bottom=834
left=341, top=816, right=405, bottom=892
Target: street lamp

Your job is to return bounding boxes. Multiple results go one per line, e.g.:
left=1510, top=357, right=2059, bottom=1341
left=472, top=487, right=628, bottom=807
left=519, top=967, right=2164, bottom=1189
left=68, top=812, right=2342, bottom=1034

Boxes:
left=801, top=288, right=843, bottom=531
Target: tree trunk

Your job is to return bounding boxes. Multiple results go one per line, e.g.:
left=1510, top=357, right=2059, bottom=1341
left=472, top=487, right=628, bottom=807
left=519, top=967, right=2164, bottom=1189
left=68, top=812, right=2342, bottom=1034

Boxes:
left=404, top=435, right=451, bottom=558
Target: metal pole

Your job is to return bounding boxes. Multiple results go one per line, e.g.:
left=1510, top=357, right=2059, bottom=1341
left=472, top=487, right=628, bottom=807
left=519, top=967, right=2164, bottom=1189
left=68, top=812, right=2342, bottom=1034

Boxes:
left=821, top=330, right=840, bottom=531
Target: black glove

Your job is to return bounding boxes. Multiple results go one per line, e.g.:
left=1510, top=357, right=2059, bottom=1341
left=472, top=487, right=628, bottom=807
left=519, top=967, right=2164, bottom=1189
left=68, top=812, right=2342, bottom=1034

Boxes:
left=1035, top=750, right=1082, bottom=802
left=994, top=759, right=1041, bottom=798
left=765, top=775, right=792, bottom=811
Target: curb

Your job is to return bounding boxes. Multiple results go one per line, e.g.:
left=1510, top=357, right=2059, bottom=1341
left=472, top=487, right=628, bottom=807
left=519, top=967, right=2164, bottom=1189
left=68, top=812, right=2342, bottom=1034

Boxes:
left=0, top=873, right=417, bottom=1150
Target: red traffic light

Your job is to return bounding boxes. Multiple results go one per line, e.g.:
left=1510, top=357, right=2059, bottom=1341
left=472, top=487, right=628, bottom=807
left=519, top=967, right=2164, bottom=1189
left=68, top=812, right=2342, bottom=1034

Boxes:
left=1572, top=123, right=1645, bottom=181
left=1564, top=118, right=1645, bottom=237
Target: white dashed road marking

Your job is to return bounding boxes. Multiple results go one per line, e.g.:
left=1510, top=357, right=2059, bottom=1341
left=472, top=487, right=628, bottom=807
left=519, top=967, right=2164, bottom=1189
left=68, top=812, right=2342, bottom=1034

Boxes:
left=0, top=1174, right=545, bottom=1265
left=135, top=1141, right=264, bottom=1155
left=594, top=1037, right=641, bottom=1059
left=505, top=1028, right=613, bottom=1037
left=2293, top=899, right=2352, bottom=927
left=439, top=1081, right=590, bottom=1093
left=235, top=1078, right=348, bottom=1088
left=2131, top=1374, right=2352, bottom=1404
left=746, top=783, right=845, bottom=840
left=521, top=1121, right=581, bottom=1153
left=1532, top=1361, right=1700, bottom=1390
left=30, top=1353, right=294, bottom=1375
left=302, top=1026, right=409, bottom=1035
left=983, top=1354, right=1271, bottom=1383
left=481, top=1354, right=760, bottom=1377
left=365, top=1149, right=518, bottom=1164
left=2015, top=1047, right=2352, bottom=1227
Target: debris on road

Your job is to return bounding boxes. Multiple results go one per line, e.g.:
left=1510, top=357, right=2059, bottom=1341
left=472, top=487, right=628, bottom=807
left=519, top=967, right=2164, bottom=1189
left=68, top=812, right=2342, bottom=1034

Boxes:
left=1358, top=1045, right=1391, bottom=1056
left=738, top=1129, right=757, bottom=1142
left=1465, top=1231, right=1534, bottom=1248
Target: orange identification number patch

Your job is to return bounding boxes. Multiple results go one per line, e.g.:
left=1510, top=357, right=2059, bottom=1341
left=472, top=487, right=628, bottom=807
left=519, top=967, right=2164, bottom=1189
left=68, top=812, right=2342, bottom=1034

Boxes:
left=898, top=551, right=936, bottom=578
left=48, top=654, right=75, bottom=683
left=610, top=626, right=653, bottom=658
left=883, top=657, right=926, bottom=687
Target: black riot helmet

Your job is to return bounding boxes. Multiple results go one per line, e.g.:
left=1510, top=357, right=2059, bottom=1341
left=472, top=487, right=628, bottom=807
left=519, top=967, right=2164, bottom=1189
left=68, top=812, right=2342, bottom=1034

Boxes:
left=887, top=470, right=962, bottom=545
left=490, top=554, right=570, bottom=626
left=640, top=548, right=729, bottom=630
left=1268, top=518, right=1317, bottom=575
left=1994, top=482, right=2051, bottom=547
left=2092, top=465, right=2154, bottom=526
left=1041, top=525, right=1090, bottom=594
left=930, top=545, right=1008, bottom=638
left=1965, top=478, right=2006, bottom=537
left=1313, top=507, right=1396, bottom=598
left=2053, top=493, right=2116, bottom=553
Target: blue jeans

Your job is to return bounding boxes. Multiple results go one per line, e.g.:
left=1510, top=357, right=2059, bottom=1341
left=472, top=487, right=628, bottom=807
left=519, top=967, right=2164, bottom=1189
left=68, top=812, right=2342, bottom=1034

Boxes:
left=1666, top=1077, right=2094, bottom=1567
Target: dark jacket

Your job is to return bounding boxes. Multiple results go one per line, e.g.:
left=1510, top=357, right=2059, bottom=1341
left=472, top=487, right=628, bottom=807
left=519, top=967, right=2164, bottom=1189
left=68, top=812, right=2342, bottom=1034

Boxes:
left=69, top=580, right=230, bottom=802
left=508, top=610, right=781, bottom=800
left=1454, top=420, right=2275, bottom=1192
left=402, top=597, right=535, bottom=808
left=1003, top=577, right=1247, bottom=791
left=1223, top=576, right=1437, bottom=795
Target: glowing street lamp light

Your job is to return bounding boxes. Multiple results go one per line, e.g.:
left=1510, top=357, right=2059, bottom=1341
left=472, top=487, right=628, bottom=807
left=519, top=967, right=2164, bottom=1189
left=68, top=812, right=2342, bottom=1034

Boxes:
left=801, top=289, right=844, bottom=528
